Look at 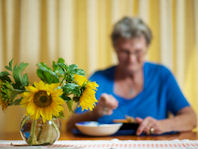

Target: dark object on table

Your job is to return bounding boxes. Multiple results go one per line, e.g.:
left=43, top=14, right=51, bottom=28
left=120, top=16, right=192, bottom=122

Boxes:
left=119, top=122, right=139, bottom=131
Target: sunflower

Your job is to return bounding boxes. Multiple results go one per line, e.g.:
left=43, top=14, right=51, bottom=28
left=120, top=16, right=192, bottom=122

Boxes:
left=0, top=98, right=8, bottom=111
left=0, top=80, right=8, bottom=110
left=21, top=81, right=64, bottom=122
left=74, top=74, right=88, bottom=86
left=74, top=74, right=98, bottom=111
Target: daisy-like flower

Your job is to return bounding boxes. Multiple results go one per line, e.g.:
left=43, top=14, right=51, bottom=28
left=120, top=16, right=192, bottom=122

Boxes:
left=21, top=81, right=64, bottom=122
left=74, top=74, right=98, bottom=111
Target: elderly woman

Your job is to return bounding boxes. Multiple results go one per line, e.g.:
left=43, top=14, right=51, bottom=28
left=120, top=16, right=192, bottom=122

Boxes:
left=67, top=17, right=196, bottom=135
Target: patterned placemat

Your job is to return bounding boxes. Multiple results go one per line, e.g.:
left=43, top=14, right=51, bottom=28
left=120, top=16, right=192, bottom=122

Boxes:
left=0, top=140, right=198, bottom=149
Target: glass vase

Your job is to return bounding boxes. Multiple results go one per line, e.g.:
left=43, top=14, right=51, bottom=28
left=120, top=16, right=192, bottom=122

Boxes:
left=20, top=116, right=60, bottom=146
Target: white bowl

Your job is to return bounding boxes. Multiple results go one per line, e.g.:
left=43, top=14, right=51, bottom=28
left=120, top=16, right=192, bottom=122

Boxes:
left=75, top=121, right=122, bottom=136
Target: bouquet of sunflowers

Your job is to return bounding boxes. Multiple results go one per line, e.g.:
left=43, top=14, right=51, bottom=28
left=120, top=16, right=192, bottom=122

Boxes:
left=0, top=58, right=98, bottom=145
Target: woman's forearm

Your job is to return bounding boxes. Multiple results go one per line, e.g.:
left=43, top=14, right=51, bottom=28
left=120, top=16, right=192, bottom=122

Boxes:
left=160, top=107, right=197, bottom=132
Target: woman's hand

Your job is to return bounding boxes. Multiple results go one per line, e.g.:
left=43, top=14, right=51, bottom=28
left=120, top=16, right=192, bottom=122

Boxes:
left=135, top=107, right=196, bottom=135
left=135, top=117, right=166, bottom=135
left=93, top=93, right=118, bottom=117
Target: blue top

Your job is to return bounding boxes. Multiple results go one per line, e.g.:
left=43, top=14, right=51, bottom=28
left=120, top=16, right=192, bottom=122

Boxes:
left=75, top=62, right=190, bottom=124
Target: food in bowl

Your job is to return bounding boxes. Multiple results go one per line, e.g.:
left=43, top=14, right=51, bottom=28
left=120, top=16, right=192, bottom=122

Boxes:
left=113, top=115, right=136, bottom=123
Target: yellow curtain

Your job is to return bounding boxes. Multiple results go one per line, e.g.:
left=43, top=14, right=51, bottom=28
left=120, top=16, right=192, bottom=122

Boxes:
left=0, top=0, right=198, bottom=133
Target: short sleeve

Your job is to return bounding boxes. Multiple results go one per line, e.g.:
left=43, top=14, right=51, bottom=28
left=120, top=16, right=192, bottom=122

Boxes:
left=166, top=71, right=190, bottom=115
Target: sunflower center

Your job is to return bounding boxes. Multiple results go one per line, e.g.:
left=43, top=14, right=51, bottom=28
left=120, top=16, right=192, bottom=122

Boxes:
left=33, top=90, right=52, bottom=108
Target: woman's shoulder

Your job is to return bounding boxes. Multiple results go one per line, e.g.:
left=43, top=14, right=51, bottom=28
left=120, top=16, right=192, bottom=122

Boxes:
left=145, top=62, right=173, bottom=78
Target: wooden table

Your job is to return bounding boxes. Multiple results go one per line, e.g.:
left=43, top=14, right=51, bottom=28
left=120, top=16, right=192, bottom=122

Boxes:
left=0, top=131, right=198, bottom=149
left=0, top=131, right=198, bottom=140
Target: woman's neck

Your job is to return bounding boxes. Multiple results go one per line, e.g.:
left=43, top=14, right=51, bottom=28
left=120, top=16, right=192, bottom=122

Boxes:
left=114, top=65, right=144, bottom=99
left=115, top=65, right=143, bottom=82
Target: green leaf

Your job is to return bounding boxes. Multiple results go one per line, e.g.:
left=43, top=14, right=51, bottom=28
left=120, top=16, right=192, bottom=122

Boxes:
left=0, top=81, right=15, bottom=103
left=13, top=62, right=28, bottom=84
left=36, top=69, right=46, bottom=82
left=5, top=59, right=13, bottom=71
left=68, top=64, right=78, bottom=72
left=52, top=58, right=67, bottom=75
left=68, top=64, right=85, bottom=76
left=75, top=69, right=85, bottom=76
left=72, top=88, right=82, bottom=97
left=62, top=83, right=80, bottom=95
left=22, top=73, right=29, bottom=86
left=52, top=62, right=65, bottom=75
left=37, top=63, right=59, bottom=84
left=12, top=62, right=29, bottom=90
left=0, top=71, right=9, bottom=76
left=57, top=63, right=68, bottom=70
left=54, top=63, right=67, bottom=75
left=57, top=58, right=65, bottom=64
left=61, top=94, right=70, bottom=101
left=65, top=73, right=73, bottom=83
left=0, top=71, right=11, bottom=82
left=66, top=98, right=73, bottom=112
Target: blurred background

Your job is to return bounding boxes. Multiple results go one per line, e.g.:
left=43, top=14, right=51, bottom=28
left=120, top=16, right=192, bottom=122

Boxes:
left=0, top=0, right=198, bottom=135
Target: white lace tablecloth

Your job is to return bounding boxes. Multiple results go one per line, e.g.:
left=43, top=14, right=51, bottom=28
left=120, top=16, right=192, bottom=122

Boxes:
left=0, top=140, right=198, bottom=149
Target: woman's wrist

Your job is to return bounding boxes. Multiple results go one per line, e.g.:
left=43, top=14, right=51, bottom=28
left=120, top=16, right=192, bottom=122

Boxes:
left=159, top=119, right=174, bottom=133
left=87, top=110, right=99, bottom=121
left=91, top=107, right=103, bottom=119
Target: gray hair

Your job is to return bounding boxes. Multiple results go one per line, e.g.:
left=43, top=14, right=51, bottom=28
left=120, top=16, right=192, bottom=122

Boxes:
left=111, top=16, right=152, bottom=46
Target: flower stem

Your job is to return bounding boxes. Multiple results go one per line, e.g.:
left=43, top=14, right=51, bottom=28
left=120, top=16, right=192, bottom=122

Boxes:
left=52, top=120, right=60, bottom=139
left=60, top=76, right=66, bottom=86
left=37, top=121, right=43, bottom=141
left=28, top=120, right=37, bottom=145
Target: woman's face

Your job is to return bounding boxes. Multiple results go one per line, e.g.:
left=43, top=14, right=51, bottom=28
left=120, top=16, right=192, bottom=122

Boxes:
left=114, top=36, right=148, bottom=74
